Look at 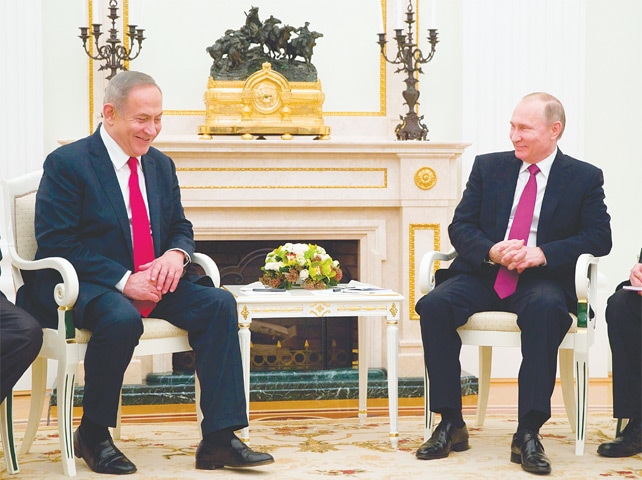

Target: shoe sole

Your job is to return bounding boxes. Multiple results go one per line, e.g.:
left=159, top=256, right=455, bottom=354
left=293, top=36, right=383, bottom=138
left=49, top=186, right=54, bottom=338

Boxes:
left=510, top=452, right=551, bottom=475
left=416, top=440, right=470, bottom=460
left=196, top=458, right=275, bottom=470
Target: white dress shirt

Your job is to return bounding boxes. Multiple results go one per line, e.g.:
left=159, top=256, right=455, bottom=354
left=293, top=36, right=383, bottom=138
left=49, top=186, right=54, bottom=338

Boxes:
left=503, top=148, right=557, bottom=247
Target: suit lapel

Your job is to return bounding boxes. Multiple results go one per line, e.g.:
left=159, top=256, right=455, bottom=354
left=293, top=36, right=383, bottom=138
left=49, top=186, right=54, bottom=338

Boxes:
left=537, top=151, right=568, bottom=244
left=88, top=131, right=134, bottom=258
left=141, top=155, right=161, bottom=257
left=495, top=156, right=522, bottom=240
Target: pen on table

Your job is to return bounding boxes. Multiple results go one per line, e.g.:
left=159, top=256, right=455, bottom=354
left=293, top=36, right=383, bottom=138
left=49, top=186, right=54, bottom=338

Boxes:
left=252, top=288, right=285, bottom=292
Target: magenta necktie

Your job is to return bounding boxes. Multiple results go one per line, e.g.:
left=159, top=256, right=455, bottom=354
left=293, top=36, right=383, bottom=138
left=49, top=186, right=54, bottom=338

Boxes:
left=128, top=157, right=156, bottom=316
left=494, top=164, right=540, bottom=299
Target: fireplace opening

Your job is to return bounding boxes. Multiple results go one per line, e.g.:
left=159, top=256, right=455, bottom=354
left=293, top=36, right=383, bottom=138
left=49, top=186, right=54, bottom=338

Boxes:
left=173, top=240, right=359, bottom=373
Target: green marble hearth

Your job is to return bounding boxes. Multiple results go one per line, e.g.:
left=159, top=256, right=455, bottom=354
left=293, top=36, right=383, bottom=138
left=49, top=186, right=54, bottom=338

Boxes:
left=51, top=369, right=478, bottom=407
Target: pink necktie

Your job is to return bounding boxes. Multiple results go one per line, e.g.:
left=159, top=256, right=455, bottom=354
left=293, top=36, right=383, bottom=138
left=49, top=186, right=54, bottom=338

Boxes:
left=128, top=157, right=155, bottom=316
left=494, top=164, right=540, bottom=299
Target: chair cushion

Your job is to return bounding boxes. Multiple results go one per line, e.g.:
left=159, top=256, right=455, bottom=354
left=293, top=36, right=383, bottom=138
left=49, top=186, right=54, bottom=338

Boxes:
left=458, top=311, right=578, bottom=333
left=74, top=318, right=188, bottom=344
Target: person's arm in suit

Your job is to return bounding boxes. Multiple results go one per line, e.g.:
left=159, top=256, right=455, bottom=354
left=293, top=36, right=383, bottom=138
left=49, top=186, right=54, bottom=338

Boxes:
left=536, top=159, right=612, bottom=270
left=35, top=144, right=131, bottom=290
left=448, top=153, right=515, bottom=270
left=138, top=147, right=195, bottom=295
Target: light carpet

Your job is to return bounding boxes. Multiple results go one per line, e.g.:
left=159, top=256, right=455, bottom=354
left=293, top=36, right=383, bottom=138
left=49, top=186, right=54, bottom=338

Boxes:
left=3, top=414, right=641, bottom=479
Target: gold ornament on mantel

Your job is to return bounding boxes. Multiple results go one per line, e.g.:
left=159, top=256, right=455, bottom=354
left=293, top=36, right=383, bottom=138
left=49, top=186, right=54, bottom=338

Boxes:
left=198, top=62, right=330, bottom=140
left=414, top=167, right=437, bottom=190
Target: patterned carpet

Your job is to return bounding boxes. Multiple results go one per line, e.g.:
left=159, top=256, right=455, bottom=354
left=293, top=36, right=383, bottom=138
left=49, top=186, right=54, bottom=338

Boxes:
left=3, top=414, right=641, bottom=479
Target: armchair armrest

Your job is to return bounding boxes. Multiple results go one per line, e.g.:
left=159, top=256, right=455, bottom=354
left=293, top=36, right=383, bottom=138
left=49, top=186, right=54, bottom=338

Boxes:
left=418, top=248, right=457, bottom=295
left=7, top=246, right=79, bottom=340
left=6, top=246, right=78, bottom=309
left=574, top=253, right=599, bottom=328
left=192, top=252, right=221, bottom=288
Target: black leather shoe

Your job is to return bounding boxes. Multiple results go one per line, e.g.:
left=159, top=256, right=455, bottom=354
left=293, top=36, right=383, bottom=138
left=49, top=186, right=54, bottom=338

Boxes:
left=415, top=420, right=469, bottom=460
left=195, top=438, right=274, bottom=469
left=597, top=420, right=642, bottom=458
left=73, top=428, right=137, bottom=475
left=510, top=430, right=551, bottom=475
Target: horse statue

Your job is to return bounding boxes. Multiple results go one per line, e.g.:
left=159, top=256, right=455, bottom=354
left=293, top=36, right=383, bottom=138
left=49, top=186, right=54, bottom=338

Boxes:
left=241, top=6, right=262, bottom=45
left=207, top=29, right=248, bottom=73
left=287, top=27, right=323, bottom=64
left=264, top=23, right=296, bottom=58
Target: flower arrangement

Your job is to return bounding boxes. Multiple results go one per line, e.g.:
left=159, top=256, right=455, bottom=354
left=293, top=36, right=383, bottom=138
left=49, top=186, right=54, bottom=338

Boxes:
left=259, top=243, right=343, bottom=290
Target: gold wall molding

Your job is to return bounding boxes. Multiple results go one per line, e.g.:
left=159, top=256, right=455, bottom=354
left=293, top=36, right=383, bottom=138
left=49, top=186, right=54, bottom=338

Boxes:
left=177, top=167, right=387, bottom=189
left=409, top=223, right=440, bottom=320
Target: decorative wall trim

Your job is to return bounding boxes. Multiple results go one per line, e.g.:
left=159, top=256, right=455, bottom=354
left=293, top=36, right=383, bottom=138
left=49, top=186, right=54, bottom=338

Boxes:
left=177, top=167, right=387, bottom=189
left=409, top=223, right=440, bottom=320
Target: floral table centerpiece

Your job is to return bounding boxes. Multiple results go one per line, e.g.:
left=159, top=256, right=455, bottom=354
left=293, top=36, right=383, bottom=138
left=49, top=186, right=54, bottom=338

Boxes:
left=259, top=243, right=343, bottom=290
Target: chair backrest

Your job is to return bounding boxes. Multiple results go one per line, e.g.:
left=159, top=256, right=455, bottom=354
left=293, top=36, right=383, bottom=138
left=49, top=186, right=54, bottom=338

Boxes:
left=2, top=171, right=43, bottom=290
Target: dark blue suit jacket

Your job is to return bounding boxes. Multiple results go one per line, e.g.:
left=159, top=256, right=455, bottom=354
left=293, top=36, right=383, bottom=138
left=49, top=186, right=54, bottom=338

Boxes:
left=446, top=149, right=612, bottom=309
left=19, top=127, right=195, bottom=327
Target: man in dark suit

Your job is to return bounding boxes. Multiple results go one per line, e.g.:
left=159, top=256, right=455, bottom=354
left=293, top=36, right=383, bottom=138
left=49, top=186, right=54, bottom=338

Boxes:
left=597, top=249, right=641, bottom=457
left=1, top=246, right=42, bottom=404
left=414, top=92, right=612, bottom=475
left=19, top=71, right=273, bottom=474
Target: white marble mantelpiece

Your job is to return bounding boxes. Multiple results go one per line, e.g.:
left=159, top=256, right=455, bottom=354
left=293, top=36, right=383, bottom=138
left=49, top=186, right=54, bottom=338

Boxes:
left=153, top=135, right=470, bottom=377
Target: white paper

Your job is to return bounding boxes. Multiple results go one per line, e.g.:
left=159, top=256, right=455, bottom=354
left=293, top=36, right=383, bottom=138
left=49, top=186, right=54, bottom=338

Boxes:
left=623, top=285, right=642, bottom=292
left=240, top=281, right=290, bottom=295
left=339, top=281, right=395, bottom=294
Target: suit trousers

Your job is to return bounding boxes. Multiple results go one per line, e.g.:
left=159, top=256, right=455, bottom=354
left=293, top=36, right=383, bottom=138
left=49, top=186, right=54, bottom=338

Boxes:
left=416, top=271, right=572, bottom=423
left=0, top=292, right=43, bottom=403
left=81, top=280, right=247, bottom=435
left=605, top=288, right=641, bottom=419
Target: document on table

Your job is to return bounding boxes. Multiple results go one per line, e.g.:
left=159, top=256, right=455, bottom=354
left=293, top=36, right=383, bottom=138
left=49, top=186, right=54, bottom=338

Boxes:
left=336, top=280, right=395, bottom=295
left=239, top=281, right=290, bottom=295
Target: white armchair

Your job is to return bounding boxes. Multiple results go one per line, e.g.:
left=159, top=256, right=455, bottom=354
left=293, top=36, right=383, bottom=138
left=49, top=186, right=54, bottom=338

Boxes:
left=2, top=170, right=219, bottom=476
left=418, top=248, right=599, bottom=455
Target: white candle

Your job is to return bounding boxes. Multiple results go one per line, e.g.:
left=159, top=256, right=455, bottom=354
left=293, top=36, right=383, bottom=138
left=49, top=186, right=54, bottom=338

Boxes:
left=92, top=0, right=99, bottom=25
left=430, top=0, right=437, bottom=29
left=395, top=0, right=404, bottom=29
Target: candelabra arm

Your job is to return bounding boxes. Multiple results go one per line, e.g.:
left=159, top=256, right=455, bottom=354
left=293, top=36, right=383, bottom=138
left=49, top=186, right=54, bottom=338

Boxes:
left=124, top=41, right=143, bottom=62
left=378, top=43, right=404, bottom=66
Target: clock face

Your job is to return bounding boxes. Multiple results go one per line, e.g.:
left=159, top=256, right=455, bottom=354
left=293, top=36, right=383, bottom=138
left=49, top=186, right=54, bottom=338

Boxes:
left=253, top=81, right=281, bottom=114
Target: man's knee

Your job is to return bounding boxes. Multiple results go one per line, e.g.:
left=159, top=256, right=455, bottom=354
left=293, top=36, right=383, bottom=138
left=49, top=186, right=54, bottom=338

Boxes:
left=91, top=308, right=144, bottom=346
left=25, top=316, right=43, bottom=356
left=605, top=288, right=629, bottom=322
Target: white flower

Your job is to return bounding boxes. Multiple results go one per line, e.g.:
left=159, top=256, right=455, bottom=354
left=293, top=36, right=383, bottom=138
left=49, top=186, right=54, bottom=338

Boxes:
left=264, top=261, right=282, bottom=271
left=290, top=243, right=309, bottom=255
left=299, top=269, right=309, bottom=280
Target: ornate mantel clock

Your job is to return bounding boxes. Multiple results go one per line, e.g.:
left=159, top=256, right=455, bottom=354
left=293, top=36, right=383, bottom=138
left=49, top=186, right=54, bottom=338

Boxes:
left=198, top=7, right=330, bottom=140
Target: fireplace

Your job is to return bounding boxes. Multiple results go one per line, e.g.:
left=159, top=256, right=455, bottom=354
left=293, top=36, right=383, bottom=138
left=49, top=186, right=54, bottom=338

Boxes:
left=151, top=135, right=468, bottom=379
left=174, top=240, right=360, bottom=373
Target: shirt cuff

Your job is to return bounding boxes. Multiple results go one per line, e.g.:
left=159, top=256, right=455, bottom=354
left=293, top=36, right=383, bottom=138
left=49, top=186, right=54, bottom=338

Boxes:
left=116, top=271, right=131, bottom=292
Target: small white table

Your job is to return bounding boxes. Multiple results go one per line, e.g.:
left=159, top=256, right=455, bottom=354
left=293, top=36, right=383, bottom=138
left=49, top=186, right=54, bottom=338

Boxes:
left=224, top=284, right=404, bottom=447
